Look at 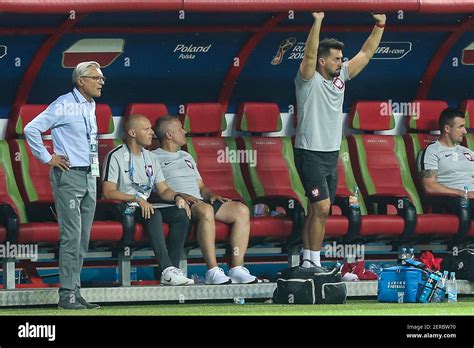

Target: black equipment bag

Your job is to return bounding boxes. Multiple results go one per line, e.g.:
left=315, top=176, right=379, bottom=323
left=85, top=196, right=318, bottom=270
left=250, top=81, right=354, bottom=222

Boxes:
left=272, top=260, right=347, bottom=304
left=441, top=248, right=474, bottom=280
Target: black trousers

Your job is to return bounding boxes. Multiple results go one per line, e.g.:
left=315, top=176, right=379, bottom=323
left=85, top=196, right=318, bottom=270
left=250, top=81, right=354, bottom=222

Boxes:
left=135, top=206, right=191, bottom=274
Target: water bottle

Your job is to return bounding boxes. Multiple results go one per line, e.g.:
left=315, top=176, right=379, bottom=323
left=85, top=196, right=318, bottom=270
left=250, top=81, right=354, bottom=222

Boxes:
left=461, top=186, right=470, bottom=208
left=333, top=261, right=343, bottom=273
left=349, top=186, right=360, bottom=209
left=124, top=204, right=136, bottom=215
left=130, top=266, right=138, bottom=282
left=409, top=247, right=415, bottom=259
left=441, top=270, right=449, bottom=301
left=432, top=271, right=448, bottom=303
left=447, top=272, right=458, bottom=303
left=254, top=203, right=269, bottom=217
left=233, top=297, right=245, bottom=305
left=398, top=247, right=407, bottom=265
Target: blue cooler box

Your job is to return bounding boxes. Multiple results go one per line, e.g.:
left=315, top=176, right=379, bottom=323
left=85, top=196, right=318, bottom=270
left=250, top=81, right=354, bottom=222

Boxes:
left=377, top=266, right=427, bottom=303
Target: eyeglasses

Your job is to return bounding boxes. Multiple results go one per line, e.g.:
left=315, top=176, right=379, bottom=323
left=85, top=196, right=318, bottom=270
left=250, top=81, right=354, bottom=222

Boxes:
left=81, top=75, right=106, bottom=82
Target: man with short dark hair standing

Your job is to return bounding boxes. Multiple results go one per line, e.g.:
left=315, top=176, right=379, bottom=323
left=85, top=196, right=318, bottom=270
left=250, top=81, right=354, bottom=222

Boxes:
left=24, top=61, right=105, bottom=309
left=294, top=12, right=386, bottom=267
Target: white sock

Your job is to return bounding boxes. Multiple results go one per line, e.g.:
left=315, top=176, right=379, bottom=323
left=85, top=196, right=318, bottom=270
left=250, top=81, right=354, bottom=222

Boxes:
left=310, top=250, right=321, bottom=267
left=302, top=249, right=311, bottom=268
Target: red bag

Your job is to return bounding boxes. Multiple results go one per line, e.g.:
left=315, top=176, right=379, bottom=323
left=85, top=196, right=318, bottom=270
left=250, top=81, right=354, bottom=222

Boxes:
left=418, top=250, right=442, bottom=271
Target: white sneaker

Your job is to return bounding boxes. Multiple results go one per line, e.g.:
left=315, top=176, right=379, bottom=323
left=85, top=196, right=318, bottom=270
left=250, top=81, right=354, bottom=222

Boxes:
left=229, top=265, right=258, bottom=284
left=161, top=266, right=194, bottom=286
left=204, top=267, right=232, bottom=285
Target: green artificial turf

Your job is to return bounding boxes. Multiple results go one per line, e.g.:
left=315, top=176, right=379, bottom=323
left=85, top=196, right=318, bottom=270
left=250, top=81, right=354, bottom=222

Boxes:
left=1, top=298, right=473, bottom=316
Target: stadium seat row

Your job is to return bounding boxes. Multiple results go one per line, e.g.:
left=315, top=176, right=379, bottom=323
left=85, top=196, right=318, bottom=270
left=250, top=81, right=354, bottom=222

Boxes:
left=0, top=99, right=473, bottom=289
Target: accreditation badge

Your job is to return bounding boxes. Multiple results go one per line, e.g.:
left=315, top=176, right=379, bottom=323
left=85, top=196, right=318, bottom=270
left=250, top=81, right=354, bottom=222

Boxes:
left=90, top=142, right=100, bottom=177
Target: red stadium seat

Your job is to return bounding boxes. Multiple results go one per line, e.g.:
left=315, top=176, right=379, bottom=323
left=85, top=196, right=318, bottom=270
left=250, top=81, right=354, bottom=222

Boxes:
left=123, top=103, right=169, bottom=125
left=348, top=101, right=464, bottom=241
left=460, top=99, right=474, bottom=129
left=339, top=138, right=406, bottom=240
left=405, top=100, right=448, bottom=131
left=403, top=100, right=443, bottom=196
left=7, top=104, right=49, bottom=139
left=460, top=100, right=474, bottom=150
left=182, top=103, right=226, bottom=136
left=183, top=102, right=304, bottom=257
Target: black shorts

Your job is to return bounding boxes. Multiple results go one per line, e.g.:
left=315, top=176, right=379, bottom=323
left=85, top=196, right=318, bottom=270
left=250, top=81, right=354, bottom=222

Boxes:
left=190, top=200, right=224, bottom=222
left=211, top=200, right=224, bottom=215
left=294, top=148, right=339, bottom=204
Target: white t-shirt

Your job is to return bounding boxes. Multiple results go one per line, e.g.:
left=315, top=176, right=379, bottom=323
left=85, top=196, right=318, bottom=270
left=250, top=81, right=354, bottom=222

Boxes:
left=102, top=144, right=165, bottom=198
left=418, top=140, right=474, bottom=191
left=294, top=62, right=350, bottom=152
left=152, top=148, right=203, bottom=199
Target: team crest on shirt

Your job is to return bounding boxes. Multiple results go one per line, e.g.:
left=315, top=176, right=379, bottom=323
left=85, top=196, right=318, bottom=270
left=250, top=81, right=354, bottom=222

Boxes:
left=463, top=152, right=474, bottom=161
left=185, top=159, right=194, bottom=169
left=311, top=188, right=320, bottom=198
left=333, top=77, right=345, bottom=90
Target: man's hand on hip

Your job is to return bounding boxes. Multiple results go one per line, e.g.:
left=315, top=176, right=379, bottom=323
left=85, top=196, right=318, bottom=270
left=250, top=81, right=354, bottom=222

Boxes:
left=48, top=153, right=70, bottom=171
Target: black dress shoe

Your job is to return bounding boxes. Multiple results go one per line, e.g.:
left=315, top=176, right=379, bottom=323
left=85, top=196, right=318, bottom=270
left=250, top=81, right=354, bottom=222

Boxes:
left=77, top=297, right=101, bottom=309
left=58, top=298, right=87, bottom=310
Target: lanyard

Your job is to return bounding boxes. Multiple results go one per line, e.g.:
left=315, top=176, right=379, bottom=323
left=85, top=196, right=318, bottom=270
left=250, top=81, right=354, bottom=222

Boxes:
left=126, top=144, right=153, bottom=189
left=72, top=90, right=95, bottom=143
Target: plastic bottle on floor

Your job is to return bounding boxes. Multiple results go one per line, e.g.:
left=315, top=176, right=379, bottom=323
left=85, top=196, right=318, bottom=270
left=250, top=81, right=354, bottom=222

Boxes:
left=447, top=272, right=457, bottom=303
left=233, top=297, right=245, bottom=304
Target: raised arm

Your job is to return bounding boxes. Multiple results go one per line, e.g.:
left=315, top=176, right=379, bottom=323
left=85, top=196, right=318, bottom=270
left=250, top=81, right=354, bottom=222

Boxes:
left=299, top=12, right=325, bottom=80
left=347, top=13, right=386, bottom=79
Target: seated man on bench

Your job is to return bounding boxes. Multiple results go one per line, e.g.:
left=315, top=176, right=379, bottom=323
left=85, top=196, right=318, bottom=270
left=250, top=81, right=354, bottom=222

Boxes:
left=152, top=115, right=258, bottom=285
left=102, top=114, right=194, bottom=285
